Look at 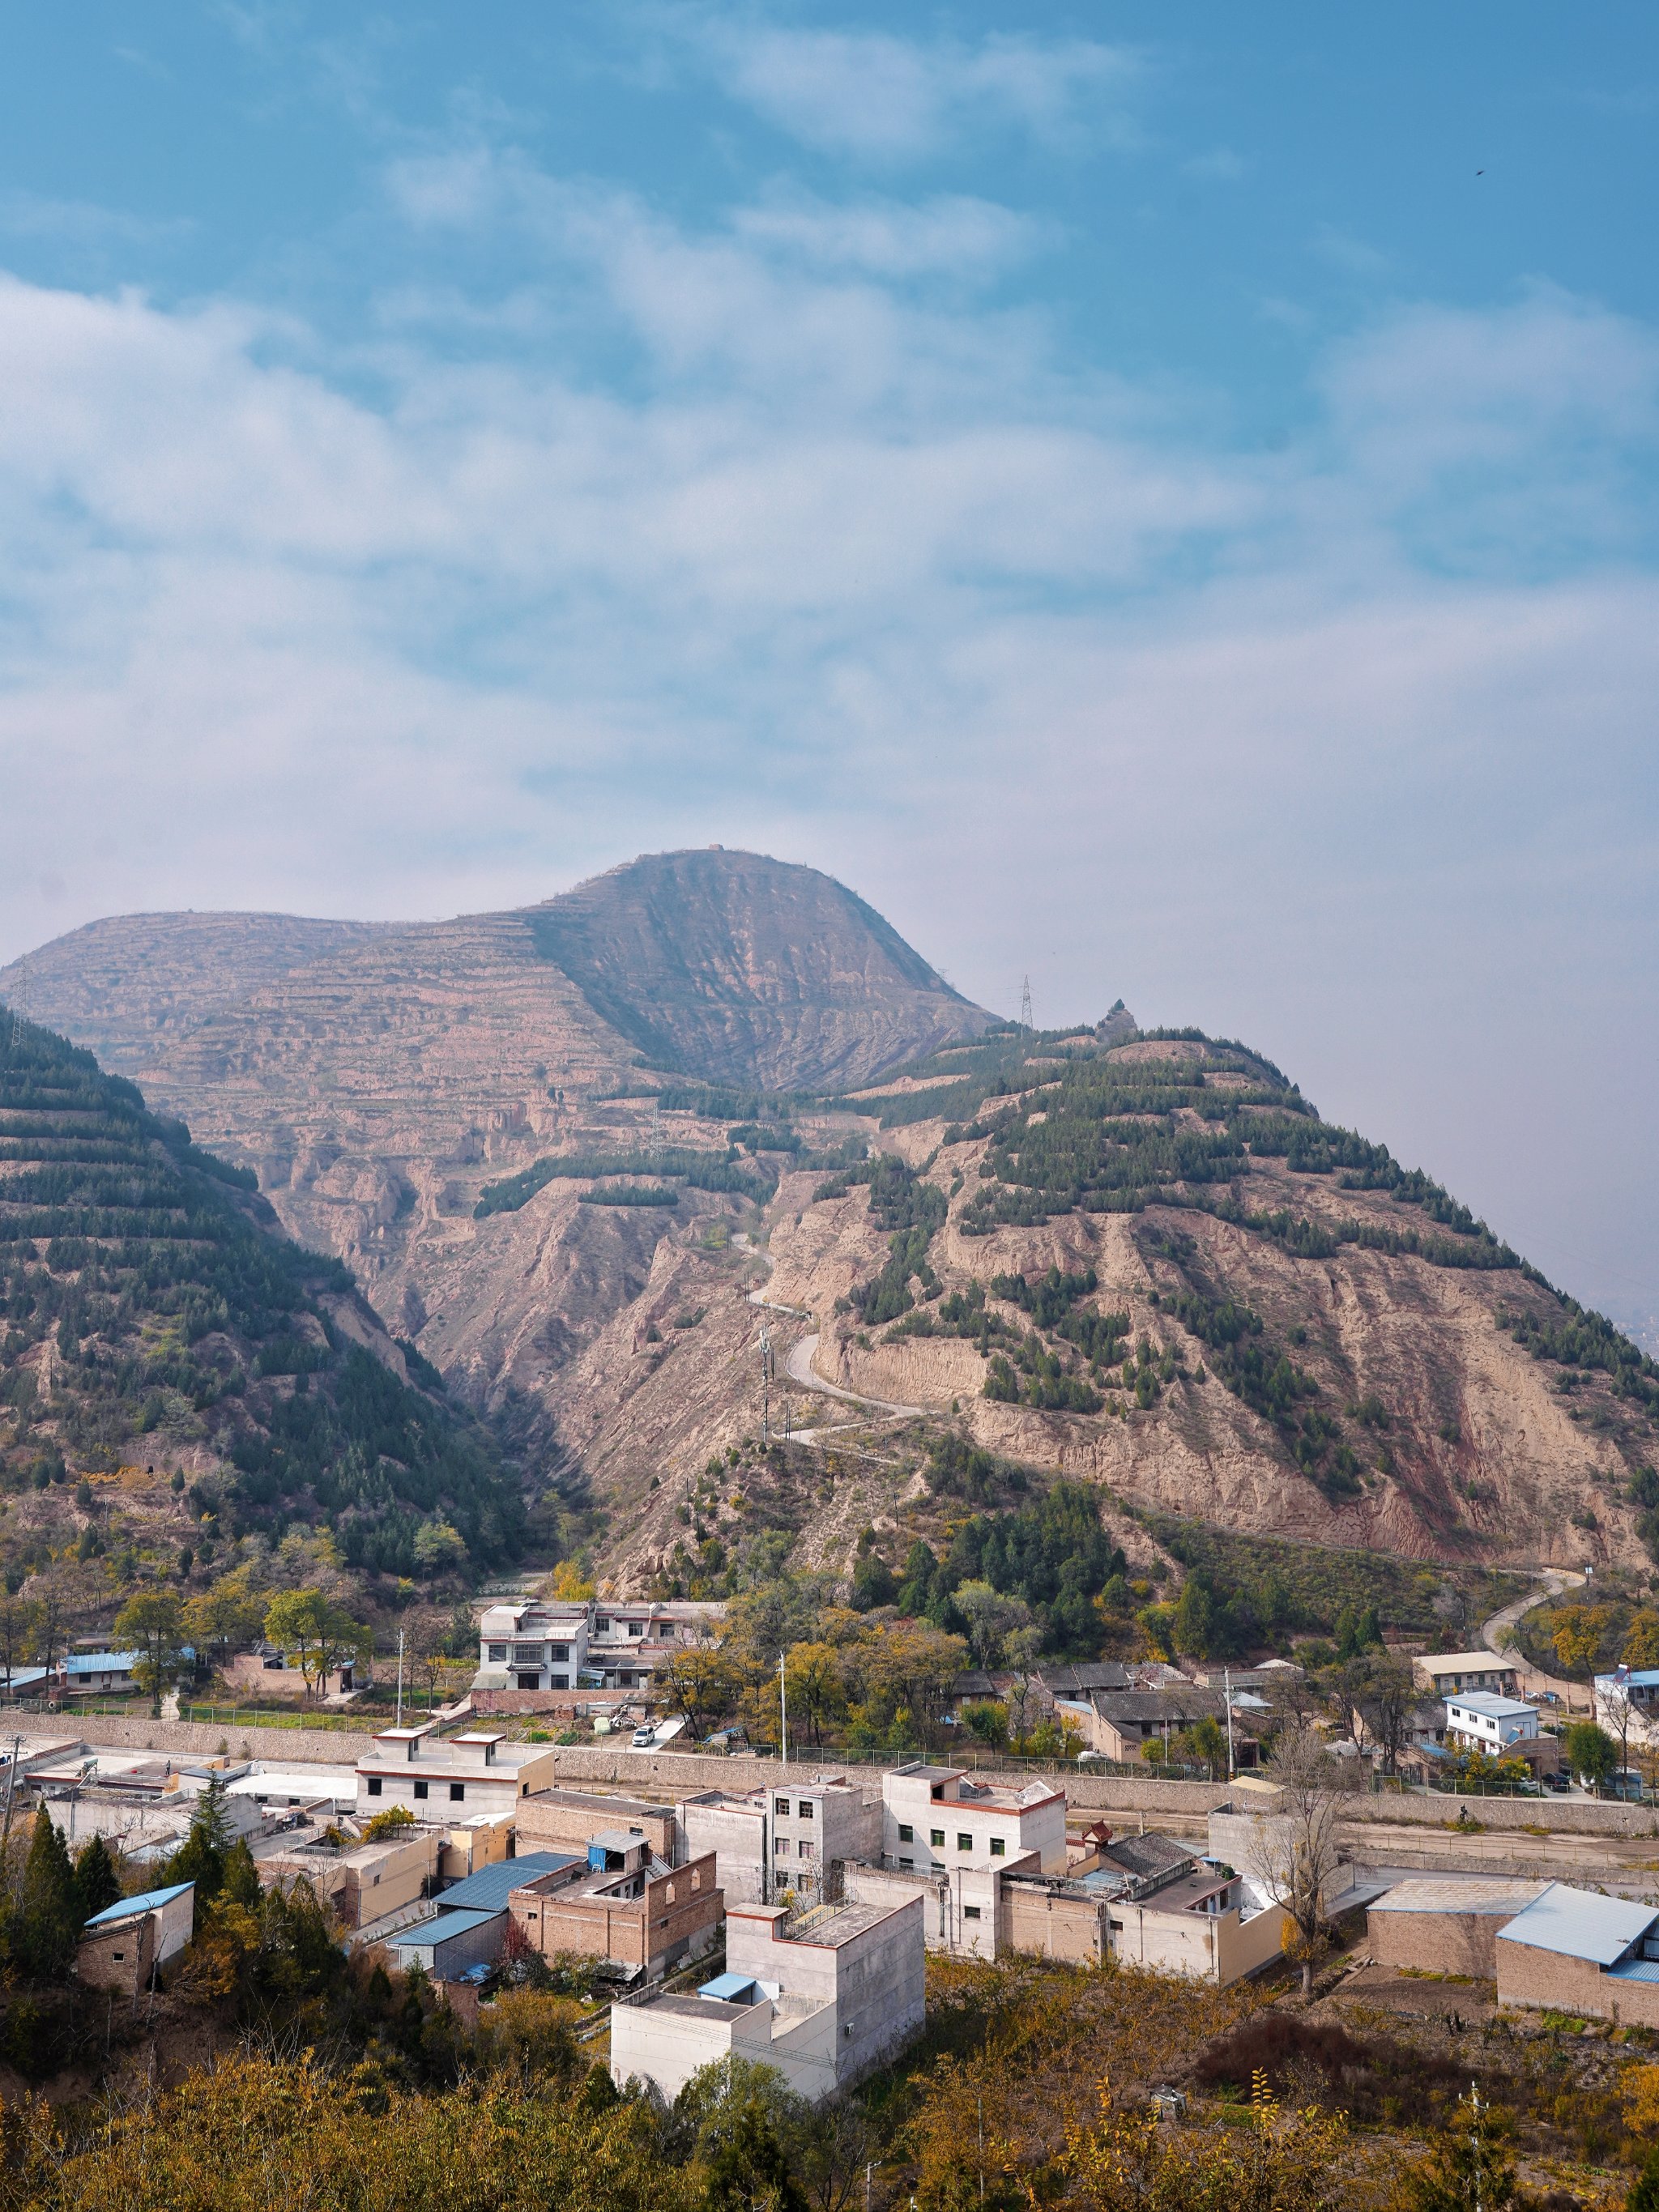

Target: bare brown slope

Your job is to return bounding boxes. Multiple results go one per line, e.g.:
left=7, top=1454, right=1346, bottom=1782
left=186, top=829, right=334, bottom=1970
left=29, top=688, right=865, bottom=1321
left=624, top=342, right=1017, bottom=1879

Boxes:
left=524, top=848, right=992, bottom=1089
left=0, top=912, right=399, bottom=1076
left=554, top=1094, right=1644, bottom=1594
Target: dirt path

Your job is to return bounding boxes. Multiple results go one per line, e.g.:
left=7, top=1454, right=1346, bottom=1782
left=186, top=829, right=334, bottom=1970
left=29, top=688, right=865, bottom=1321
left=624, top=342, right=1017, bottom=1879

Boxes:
left=1480, top=1566, right=1590, bottom=1707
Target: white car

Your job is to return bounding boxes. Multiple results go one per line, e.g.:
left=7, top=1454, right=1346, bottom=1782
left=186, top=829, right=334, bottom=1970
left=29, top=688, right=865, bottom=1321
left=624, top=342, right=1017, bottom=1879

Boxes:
left=630, top=1725, right=656, bottom=1749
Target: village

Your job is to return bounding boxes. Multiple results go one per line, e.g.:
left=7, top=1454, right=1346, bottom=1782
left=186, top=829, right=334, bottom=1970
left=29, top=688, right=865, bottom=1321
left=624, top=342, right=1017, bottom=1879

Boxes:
left=9, top=1588, right=1659, bottom=2125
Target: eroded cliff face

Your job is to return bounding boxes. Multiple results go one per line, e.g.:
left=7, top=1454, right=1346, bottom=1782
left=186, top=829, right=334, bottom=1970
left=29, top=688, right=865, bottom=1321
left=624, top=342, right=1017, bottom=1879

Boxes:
left=566, top=1085, right=1644, bottom=1593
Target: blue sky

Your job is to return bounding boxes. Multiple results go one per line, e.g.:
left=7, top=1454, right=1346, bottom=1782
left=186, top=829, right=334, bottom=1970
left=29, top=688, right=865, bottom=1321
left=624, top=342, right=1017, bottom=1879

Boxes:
left=2, top=3, right=1657, bottom=1336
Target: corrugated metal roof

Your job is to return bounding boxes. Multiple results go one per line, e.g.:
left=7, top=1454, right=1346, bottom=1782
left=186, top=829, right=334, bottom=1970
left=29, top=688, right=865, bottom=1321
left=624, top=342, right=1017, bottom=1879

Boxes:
left=86, top=1881, right=194, bottom=1925
left=1610, top=1958, right=1659, bottom=1983
left=1496, top=1883, right=1658, bottom=1965
left=437, top=1851, right=576, bottom=1912
left=386, top=1908, right=497, bottom=1953
left=1369, top=1878, right=1546, bottom=1917
left=1444, top=1693, right=1535, bottom=1720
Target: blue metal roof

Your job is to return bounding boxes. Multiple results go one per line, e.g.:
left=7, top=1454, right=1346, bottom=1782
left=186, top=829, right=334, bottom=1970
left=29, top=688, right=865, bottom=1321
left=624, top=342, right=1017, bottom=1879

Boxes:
left=1610, top=1958, right=1659, bottom=1983
left=1495, top=1883, right=1658, bottom=1965
left=699, top=1971, right=760, bottom=2002
left=65, top=1651, right=143, bottom=1673
left=86, top=1881, right=194, bottom=1925
left=387, top=1908, right=497, bottom=1952
left=437, top=1852, right=576, bottom=1912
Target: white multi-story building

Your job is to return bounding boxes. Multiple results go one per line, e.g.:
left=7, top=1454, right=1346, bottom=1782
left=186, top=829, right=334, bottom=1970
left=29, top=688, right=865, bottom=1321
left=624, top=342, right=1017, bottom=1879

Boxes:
left=678, top=1773, right=884, bottom=1906
left=881, top=1762, right=1067, bottom=1880
left=474, top=1599, right=724, bottom=1696
left=612, top=1894, right=926, bottom=2106
left=1443, top=1693, right=1541, bottom=1756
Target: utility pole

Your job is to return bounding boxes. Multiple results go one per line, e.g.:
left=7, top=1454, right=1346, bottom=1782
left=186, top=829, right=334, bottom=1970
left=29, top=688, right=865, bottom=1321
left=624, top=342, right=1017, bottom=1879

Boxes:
left=1019, top=975, right=1033, bottom=1030
left=1224, top=1665, right=1235, bottom=1780
left=0, top=1733, right=23, bottom=1866
left=778, top=1650, right=788, bottom=1768
left=759, top=1326, right=773, bottom=1449
left=396, top=1627, right=405, bottom=1728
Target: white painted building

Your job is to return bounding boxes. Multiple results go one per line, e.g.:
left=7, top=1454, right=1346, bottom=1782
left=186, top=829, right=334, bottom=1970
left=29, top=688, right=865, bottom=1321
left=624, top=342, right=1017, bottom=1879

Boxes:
left=612, top=1894, right=926, bottom=2106
left=1443, top=1693, right=1541, bottom=1754
left=677, top=1773, right=883, bottom=1907
left=356, top=1725, right=556, bottom=1818
left=474, top=1599, right=724, bottom=1696
left=880, top=1762, right=1067, bottom=1881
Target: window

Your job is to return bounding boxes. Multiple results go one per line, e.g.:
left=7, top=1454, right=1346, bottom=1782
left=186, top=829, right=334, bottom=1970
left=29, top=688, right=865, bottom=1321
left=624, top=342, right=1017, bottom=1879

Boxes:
left=963, top=1906, right=982, bottom=1921
left=450, top=1782, right=465, bottom=1802
left=798, top=1801, right=814, bottom=1819
left=898, top=1858, right=913, bottom=1871
left=774, top=1838, right=789, bottom=1856
left=800, top=1841, right=815, bottom=1859
left=957, top=1834, right=973, bottom=1852
left=898, top=1823, right=914, bottom=1843
left=775, top=1796, right=790, bottom=1815
left=550, top=1676, right=568, bottom=1690
left=691, top=1870, right=702, bottom=1890
left=366, top=1777, right=382, bottom=1798
left=488, top=1643, right=507, bottom=1662
left=551, top=1646, right=569, bottom=1662
left=990, top=1837, right=1004, bottom=1857
left=930, top=1829, right=945, bottom=1848
left=629, top=1622, right=643, bottom=1637
left=414, top=1779, right=429, bottom=1801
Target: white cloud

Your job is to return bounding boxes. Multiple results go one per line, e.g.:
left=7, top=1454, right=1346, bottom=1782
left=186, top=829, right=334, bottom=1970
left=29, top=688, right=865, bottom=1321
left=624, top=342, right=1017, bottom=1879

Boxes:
left=2, top=161, right=1657, bottom=1315
left=683, top=21, right=1139, bottom=163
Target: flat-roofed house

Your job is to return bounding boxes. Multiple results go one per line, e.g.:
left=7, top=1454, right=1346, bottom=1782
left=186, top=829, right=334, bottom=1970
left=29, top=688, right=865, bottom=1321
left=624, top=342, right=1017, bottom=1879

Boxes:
left=1367, top=1878, right=1549, bottom=1977
left=1413, top=1652, right=1520, bottom=1698
left=881, top=1764, right=1065, bottom=1879
left=356, top=1726, right=555, bottom=1819
left=508, top=1835, right=723, bottom=1980
left=678, top=1773, right=882, bottom=1908
left=612, top=1894, right=925, bottom=2106
left=516, top=1788, right=678, bottom=1864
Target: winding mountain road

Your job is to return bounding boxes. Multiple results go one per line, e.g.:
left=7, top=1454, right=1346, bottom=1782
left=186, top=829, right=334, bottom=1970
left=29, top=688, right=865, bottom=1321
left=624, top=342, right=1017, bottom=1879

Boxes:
left=1479, top=1566, right=1590, bottom=1707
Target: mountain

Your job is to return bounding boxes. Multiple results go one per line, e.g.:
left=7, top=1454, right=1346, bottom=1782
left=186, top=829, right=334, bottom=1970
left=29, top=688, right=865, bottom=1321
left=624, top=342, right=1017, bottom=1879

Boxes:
left=8, top=864, right=1644, bottom=1594
left=0, top=1011, right=522, bottom=1595
left=0, top=850, right=992, bottom=1497
left=574, top=1025, right=1655, bottom=1588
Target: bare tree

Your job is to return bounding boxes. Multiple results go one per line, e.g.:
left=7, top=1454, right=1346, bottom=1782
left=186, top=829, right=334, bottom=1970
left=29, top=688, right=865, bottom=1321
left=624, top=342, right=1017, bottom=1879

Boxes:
left=1354, top=1653, right=1418, bottom=1777
left=1252, top=1724, right=1358, bottom=1995
left=1599, top=1673, right=1636, bottom=1792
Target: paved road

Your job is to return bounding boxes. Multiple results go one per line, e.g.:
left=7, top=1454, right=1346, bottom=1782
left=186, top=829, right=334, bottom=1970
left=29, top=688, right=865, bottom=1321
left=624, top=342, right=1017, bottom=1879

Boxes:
left=1479, top=1566, right=1590, bottom=1707
left=783, top=1330, right=926, bottom=1418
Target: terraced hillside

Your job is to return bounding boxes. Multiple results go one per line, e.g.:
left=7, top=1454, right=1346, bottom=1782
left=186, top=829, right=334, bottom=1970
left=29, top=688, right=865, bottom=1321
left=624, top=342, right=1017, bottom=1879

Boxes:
left=582, top=1026, right=1658, bottom=1587
left=0, top=1012, right=523, bottom=1589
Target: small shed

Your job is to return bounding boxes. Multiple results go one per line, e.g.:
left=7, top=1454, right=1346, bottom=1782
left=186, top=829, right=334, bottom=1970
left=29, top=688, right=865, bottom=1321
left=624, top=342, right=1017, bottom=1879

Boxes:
left=385, top=1907, right=507, bottom=1979
left=78, top=1879, right=197, bottom=1990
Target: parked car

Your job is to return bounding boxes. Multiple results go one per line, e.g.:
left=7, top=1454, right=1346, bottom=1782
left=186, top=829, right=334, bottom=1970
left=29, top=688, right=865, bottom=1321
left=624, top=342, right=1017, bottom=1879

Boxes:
left=630, top=1724, right=655, bottom=1749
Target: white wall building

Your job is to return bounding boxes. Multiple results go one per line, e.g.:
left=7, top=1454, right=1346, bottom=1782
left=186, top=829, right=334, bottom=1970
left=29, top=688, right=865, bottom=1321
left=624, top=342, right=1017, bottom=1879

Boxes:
left=475, top=1599, right=725, bottom=1696
left=356, top=1725, right=555, bottom=1818
left=678, top=1774, right=883, bottom=1907
left=611, top=1894, right=926, bottom=2106
left=881, top=1762, right=1066, bottom=1881
left=1443, top=1693, right=1540, bottom=1755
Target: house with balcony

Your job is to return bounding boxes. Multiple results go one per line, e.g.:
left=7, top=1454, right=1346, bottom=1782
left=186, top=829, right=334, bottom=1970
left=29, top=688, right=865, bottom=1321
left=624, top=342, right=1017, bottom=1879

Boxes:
left=472, top=1598, right=725, bottom=1704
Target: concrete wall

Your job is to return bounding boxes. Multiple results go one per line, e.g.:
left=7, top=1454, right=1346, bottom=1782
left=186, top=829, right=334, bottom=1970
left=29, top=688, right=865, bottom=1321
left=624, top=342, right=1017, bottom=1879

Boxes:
left=1004, top=1880, right=1109, bottom=1966
left=679, top=1797, right=766, bottom=1906
left=612, top=1997, right=760, bottom=2103
left=1498, top=1939, right=1659, bottom=2027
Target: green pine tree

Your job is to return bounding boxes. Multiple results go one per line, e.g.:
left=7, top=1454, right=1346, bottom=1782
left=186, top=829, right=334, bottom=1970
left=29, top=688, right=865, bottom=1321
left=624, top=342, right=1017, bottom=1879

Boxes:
left=164, top=1774, right=232, bottom=1903
left=702, top=2095, right=810, bottom=2212
left=72, top=1833, right=122, bottom=1922
left=16, top=1807, right=82, bottom=1980
left=220, top=1837, right=262, bottom=1912
left=1630, top=2147, right=1659, bottom=2212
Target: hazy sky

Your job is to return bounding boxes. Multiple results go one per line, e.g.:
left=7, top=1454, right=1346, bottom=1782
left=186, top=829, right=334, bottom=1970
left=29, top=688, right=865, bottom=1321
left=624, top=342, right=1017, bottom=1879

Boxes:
left=3, top=5, right=1657, bottom=1336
